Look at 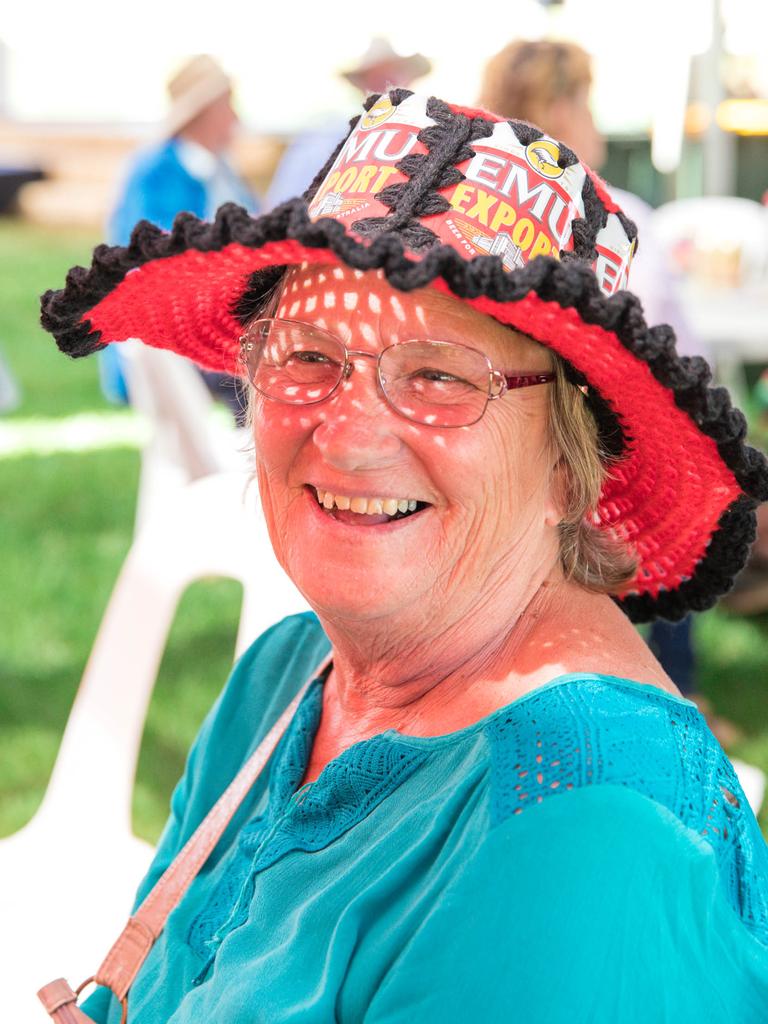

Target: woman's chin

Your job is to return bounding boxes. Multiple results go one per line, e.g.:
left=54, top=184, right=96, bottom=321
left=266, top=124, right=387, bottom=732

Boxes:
left=272, top=488, right=442, bottom=621
left=289, top=560, right=426, bottom=624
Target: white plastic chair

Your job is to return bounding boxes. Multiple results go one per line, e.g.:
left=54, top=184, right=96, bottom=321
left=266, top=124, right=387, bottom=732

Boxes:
left=0, top=471, right=308, bottom=1021
left=651, top=196, right=768, bottom=285
left=120, top=341, right=252, bottom=531
left=731, top=760, right=767, bottom=820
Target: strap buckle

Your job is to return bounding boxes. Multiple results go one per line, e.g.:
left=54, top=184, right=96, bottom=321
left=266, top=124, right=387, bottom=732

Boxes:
left=76, top=976, right=128, bottom=1024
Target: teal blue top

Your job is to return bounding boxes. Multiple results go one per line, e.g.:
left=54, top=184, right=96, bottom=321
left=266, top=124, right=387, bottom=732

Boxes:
left=87, top=612, right=768, bottom=1023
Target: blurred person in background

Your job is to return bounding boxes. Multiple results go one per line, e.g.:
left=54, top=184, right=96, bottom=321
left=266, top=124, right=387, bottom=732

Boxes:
left=265, top=37, right=430, bottom=209
left=479, top=40, right=703, bottom=359
left=478, top=39, right=736, bottom=736
left=102, top=54, right=259, bottom=421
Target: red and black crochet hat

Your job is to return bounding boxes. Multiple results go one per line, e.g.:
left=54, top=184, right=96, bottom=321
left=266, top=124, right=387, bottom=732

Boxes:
left=41, top=90, right=767, bottom=622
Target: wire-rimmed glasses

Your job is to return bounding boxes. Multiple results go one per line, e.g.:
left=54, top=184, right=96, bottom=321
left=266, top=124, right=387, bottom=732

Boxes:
left=240, top=318, right=554, bottom=428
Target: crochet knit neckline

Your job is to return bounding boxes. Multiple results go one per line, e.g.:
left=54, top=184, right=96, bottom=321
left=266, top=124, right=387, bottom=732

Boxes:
left=307, top=669, right=699, bottom=755
left=186, top=665, right=767, bottom=975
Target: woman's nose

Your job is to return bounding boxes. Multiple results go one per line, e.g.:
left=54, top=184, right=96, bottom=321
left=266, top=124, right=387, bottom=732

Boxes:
left=312, top=356, right=403, bottom=470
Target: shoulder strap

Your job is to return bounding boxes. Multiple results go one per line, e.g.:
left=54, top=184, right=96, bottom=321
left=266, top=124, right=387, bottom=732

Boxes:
left=93, top=655, right=331, bottom=1002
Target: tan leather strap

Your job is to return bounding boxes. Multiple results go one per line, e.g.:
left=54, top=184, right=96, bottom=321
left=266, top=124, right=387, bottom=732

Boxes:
left=38, top=979, right=83, bottom=1014
left=94, top=655, right=330, bottom=1001
left=38, top=977, right=114, bottom=1023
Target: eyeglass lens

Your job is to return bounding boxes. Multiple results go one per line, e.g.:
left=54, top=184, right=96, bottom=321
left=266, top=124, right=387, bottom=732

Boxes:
left=244, top=320, right=493, bottom=427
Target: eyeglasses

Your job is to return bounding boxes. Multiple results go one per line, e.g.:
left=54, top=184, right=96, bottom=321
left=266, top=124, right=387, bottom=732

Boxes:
left=239, top=318, right=555, bottom=428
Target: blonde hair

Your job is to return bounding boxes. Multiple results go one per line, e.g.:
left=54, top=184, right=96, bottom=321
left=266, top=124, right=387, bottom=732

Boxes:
left=479, top=40, right=592, bottom=125
left=548, top=356, right=637, bottom=593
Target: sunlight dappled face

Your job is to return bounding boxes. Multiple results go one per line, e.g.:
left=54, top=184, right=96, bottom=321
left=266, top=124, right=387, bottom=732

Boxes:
left=251, top=264, right=560, bottom=626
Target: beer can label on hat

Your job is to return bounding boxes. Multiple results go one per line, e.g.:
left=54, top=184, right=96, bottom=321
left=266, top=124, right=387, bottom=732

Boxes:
left=432, top=120, right=586, bottom=268
left=592, top=213, right=636, bottom=295
left=308, top=93, right=630, bottom=295
left=308, top=93, right=432, bottom=223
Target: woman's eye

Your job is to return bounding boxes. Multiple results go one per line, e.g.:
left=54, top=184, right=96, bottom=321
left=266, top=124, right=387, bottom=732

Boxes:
left=291, top=350, right=334, bottom=364
left=416, top=368, right=473, bottom=386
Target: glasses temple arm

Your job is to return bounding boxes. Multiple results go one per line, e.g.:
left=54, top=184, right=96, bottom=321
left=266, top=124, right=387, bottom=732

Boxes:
left=503, top=371, right=556, bottom=390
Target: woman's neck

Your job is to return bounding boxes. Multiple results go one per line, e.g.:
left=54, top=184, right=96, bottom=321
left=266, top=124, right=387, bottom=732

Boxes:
left=334, top=550, right=548, bottom=677
left=305, top=576, right=675, bottom=772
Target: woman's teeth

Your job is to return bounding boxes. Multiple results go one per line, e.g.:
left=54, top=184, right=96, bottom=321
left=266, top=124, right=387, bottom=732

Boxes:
left=314, top=488, right=418, bottom=516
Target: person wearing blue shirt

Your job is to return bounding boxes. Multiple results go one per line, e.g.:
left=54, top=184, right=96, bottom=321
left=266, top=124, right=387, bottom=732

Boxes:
left=102, top=55, right=258, bottom=414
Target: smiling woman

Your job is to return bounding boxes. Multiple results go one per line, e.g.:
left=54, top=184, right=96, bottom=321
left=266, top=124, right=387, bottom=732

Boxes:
left=247, top=265, right=562, bottom=632
left=244, top=264, right=635, bottom=640
left=245, top=264, right=635, bottom=592
left=38, top=90, right=768, bottom=1022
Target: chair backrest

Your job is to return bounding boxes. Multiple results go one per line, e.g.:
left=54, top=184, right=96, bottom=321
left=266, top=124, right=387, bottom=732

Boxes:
left=121, top=343, right=220, bottom=475
left=0, top=471, right=309, bottom=1020
left=120, top=342, right=251, bottom=530
left=37, top=470, right=308, bottom=831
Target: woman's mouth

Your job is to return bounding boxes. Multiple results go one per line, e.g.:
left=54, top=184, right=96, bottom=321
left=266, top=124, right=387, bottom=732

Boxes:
left=311, top=486, right=430, bottom=526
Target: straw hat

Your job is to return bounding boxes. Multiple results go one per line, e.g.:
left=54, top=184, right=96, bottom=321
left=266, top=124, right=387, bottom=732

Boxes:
left=164, top=55, right=232, bottom=137
left=341, top=38, right=430, bottom=90
left=41, top=90, right=768, bottom=621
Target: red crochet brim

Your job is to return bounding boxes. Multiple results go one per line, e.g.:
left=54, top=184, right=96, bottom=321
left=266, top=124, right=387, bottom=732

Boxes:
left=41, top=217, right=765, bottom=622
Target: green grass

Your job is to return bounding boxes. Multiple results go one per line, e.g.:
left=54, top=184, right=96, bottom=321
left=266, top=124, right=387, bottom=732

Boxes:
left=696, top=610, right=768, bottom=835
left=0, top=445, right=242, bottom=841
left=0, top=220, right=111, bottom=418
left=1, top=218, right=767, bottom=845
left=0, top=219, right=242, bottom=841
left=0, top=448, right=138, bottom=831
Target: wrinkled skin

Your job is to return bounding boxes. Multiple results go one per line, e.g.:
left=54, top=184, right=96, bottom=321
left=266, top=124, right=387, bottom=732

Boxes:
left=251, top=265, right=673, bottom=778
left=255, top=266, right=559, bottom=622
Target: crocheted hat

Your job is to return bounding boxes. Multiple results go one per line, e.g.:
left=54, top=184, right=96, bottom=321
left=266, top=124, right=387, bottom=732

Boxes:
left=41, top=90, right=768, bottom=622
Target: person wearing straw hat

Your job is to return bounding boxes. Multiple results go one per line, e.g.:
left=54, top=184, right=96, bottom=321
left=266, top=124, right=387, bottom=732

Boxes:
left=42, top=89, right=768, bottom=1022
left=100, top=55, right=258, bottom=413
left=109, top=54, right=257, bottom=245
left=265, top=38, right=430, bottom=208
left=339, top=36, right=430, bottom=93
